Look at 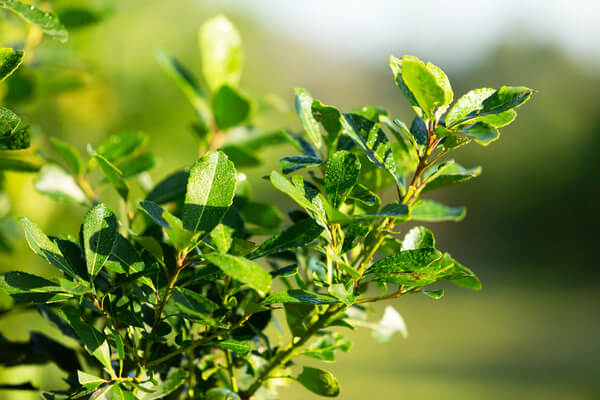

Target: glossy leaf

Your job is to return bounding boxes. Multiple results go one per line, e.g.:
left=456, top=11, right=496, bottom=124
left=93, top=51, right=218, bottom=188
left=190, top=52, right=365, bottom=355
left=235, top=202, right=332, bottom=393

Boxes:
left=49, top=137, right=84, bottom=176
left=354, top=203, right=409, bottom=220
left=422, top=161, right=481, bottom=193
left=295, top=88, right=323, bottom=150
left=325, top=150, right=360, bottom=208
left=0, top=48, right=24, bottom=83
left=1, top=0, right=68, bottom=42
left=263, top=289, right=339, bottom=306
left=296, top=366, right=341, bottom=397
left=463, top=122, right=500, bottom=145
left=280, top=155, right=322, bottom=174
left=401, top=226, right=435, bottom=250
left=199, top=15, right=242, bottom=91
left=411, top=199, right=466, bottom=222
left=366, top=248, right=442, bottom=277
left=204, top=253, right=271, bottom=294
left=83, top=203, right=118, bottom=279
left=212, top=84, right=251, bottom=130
left=209, top=223, right=234, bottom=253
left=77, top=371, right=107, bottom=391
left=269, top=171, right=324, bottom=221
left=34, top=164, right=88, bottom=205
left=312, top=100, right=343, bottom=146
left=250, top=217, right=323, bottom=259
left=183, top=150, right=236, bottom=233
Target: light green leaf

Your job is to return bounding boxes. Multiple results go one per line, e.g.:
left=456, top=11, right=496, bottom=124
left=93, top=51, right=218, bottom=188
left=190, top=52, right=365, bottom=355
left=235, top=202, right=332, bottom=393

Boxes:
left=116, top=153, right=155, bottom=179
left=422, top=161, right=481, bottom=193
left=1, top=0, right=68, bottom=42
left=295, top=88, right=323, bottom=151
left=77, top=371, right=107, bottom=391
left=328, top=283, right=356, bottom=306
left=445, top=88, right=494, bottom=127
left=183, top=150, right=236, bottom=233
left=209, top=223, right=234, bottom=253
left=83, top=203, right=118, bottom=279
left=212, top=84, right=251, bottom=130
left=216, top=338, right=251, bottom=355
left=0, top=48, right=24, bottom=83
left=250, top=217, right=323, bottom=259
left=0, top=106, right=30, bottom=150
left=269, top=171, right=324, bottom=221
left=96, top=131, right=147, bottom=162
left=110, top=385, right=137, bottom=400
left=49, top=137, right=84, bottom=176
left=139, top=200, right=194, bottom=251
left=204, top=253, right=271, bottom=294
left=304, top=332, right=352, bottom=362
left=199, top=15, right=242, bottom=91
left=411, top=199, right=466, bottom=222
left=422, top=289, right=444, bottom=299
left=92, top=152, right=129, bottom=200
left=263, top=289, right=339, bottom=306
left=0, top=271, right=75, bottom=303
left=325, top=151, right=360, bottom=209
left=138, top=369, right=186, bottom=400
left=34, top=164, right=88, bottom=205
left=401, top=226, right=435, bottom=250
left=463, top=122, right=500, bottom=145
left=205, top=388, right=241, bottom=400
left=296, top=366, right=340, bottom=397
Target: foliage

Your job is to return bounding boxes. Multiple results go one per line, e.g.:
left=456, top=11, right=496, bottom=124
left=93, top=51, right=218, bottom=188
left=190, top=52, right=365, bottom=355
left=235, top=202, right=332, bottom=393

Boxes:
left=0, top=12, right=533, bottom=400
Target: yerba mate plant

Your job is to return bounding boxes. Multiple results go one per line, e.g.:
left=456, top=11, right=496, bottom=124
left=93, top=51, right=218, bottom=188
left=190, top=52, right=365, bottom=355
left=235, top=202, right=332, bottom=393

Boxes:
left=0, top=12, right=533, bottom=400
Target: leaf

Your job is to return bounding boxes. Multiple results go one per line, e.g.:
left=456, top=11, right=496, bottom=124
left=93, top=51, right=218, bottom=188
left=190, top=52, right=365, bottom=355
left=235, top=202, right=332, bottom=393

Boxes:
left=411, top=199, right=466, bottom=222
left=328, top=283, right=356, bottom=306
left=146, top=170, right=188, bottom=204
left=183, top=150, right=236, bottom=233
left=209, top=223, right=234, bottom=253
left=250, top=217, right=323, bottom=259
left=269, top=171, right=324, bottom=221
left=77, top=371, right=107, bottom=391
left=348, top=184, right=380, bottom=208
left=0, top=271, right=74, bottom=303
left=57, top=7, right=103, bottom=29
left=240, top=201, right=283, bottom=229
left=83, top=203, right=118, bottom=279
left=139, top=200, right=194, bottom=251
left=325, top=151, right=360, bottom=209
left=1, top=0, right=68, bottom=42
left=263, top=289, right=339, bottom=306
left=421, top=289, right=444, bottom=299
left=34, top=164, right=88, bottom=205
left=19, top=217, right=79, bottom=278
left=105, top=233, right=156, bottom=290
left=204, top=253, right=271, bottom=294
left=0, top=48, right=24, bottom=83
left=110, top=385, right=137, bottom=400
left=205, top=388, right=241, bottom=400
left=93, top=153, right=129, bottom=200
left=0, top=106, right=30, bottom=150
left=422, top=162, right=481, bottom=192
left=401, top=226, right=435, bottom=250
left=221, top=144, right=261, bottom=168
left=295, top=88, right=322, bottom=150
left=212, top=84, right=251, bottom=130
left=304, top=332, right=352, bottom=362
left=409, top=115, right=428, bottom=146
left=479, top=86, right=534, bottom=115
left=216, top=338, right=251, bottom=355
left=199, top=15, right=242, bottom=91
left=296, top=366, right=340, bottom=397
left=116, top=153, right=155, bottom=179
left=445, top=88, right=494, bottom=127
left=138, top=369, right=186, bottom=400
left=49, top=137, right=84, bottom=176
left=96, top=131, right=147, bottom=162
left=366, top=248, right=442, bottom=277
left=312, top=100, right=343, bottom=147
left=463, top=122, right=500, bottom=145
left=373, top=306, right=407, bottom=343
left=60, top=305, right=112, bottom=372
left=354, top=203, right=409, bottom=220
left=440, top=253, right=482, bottom=290
left=172, top=287, right=218, bottom=319
left=341, top=113, right=404, bottom=191
left=279, top=155, right=322, bottom=174
left=0, top=157, right=40, bottom=172
left=270, top=264, right=298, bottom=278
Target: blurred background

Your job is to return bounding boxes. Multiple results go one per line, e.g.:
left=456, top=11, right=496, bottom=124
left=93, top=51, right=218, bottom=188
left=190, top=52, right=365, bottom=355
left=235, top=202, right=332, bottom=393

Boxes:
left=1, top=0, right=599, bottom=399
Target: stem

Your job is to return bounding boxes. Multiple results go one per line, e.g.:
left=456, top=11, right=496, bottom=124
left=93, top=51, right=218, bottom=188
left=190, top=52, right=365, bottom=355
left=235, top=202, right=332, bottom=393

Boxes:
left=356, top=286, right=420, bottom=304
left=225, top=349, right=238, bottom=392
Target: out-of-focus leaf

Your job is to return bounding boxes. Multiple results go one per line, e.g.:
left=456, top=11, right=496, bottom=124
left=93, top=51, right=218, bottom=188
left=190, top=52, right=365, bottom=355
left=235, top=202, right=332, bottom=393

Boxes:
left=0, top=47, right=24, bottom=83
left=199, top=15, right=242, bottom=91
left=116, top=153, right=155, bottom=179
left=0, top=106, right=30, bottom=150
left=205, top=388, right=241, bottom=400
left=212, top=84, right=251, bottom=130
left=34, top=164, right=88, bottom=205
left=146, top=170, right=188, bottom=204
left=328, top=283, right=356, bottom=305
left=240, top=201, right=283, bottom=229
left=0, top=157, right=40, bottom=172
left=49, top=137, right=84, bottom=176
left=1, top=0, right=68, bottom=42
left=373, top=305, right=408, bottom=342
left=96, top=131, right=147, bottom=162
left=296, top=366, right=340, bottom=397
left=77, top=371, right=107, bottom=391
left=216, top=338, right=250, bottom=355
left=92, top=153, right=129, bottom=200
left=304, top=332, right=352, bottom=362
left=138, top=369, right=186, bottom=400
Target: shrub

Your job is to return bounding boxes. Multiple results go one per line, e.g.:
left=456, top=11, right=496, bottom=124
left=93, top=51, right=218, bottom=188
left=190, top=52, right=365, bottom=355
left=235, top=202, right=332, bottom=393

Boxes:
left=0, top=7, right=533, bottom=400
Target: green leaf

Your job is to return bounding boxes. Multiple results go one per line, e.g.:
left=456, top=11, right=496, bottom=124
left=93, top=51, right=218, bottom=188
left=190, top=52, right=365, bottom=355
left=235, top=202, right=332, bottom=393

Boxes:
left=422, top=161, right=481, bottom=193
left=199, top=15, right=242, bottom=91
left=60, top=305, right=112, bottom=372
left=209, top=223, right=234, bottom=253
left=328, top=283, right=356, bottom=306
left=240, top=201, right=283, bottom=229
left=138, top=369, right=186, bottom=400
left=19, top=217, right=79, bottom=278
left=105, top=233, right=155, bottom=290
left=325, top=151, right=360, bottom=209
left=348, top=184, right=380, bottom=208
left=1, top=0, right=68, bottom=42
left=440, top=253, right=482, bottom=290
left=250, top=217, right=323, bottom=259
left=296, top=366, right=341, bottom=397
left=480, top=86, right=534, bottom=115
left=312, top=100, right=343, bottom=147
left=216, top=338, right=251, bottom=355
left=0, top=271, right=75, bottom=303
left=341, top=113, right=404, bottom=191
left=263, top=289, right=339, bottom=306
left=146, top=170, right=187, bottom=204
left=92, top=152, right=129, bottom=200
left=366, top=248, right=442, bottom=277
left=49, top=137, right=84, bottom=176
left=96, top=131, right=147, bottom=162
left=270, top=264, right=298, bottom=278
left=83, top=203, right=118, bottom=279
left=172, top=287, right=218, bottom=319
left=183, top=150, right=236, bottom=234
left=304, top=332, right=352, bottom=362
left=463, top=122, right=500, bottom=145
left=34, top=164, right=88, bottom=205
left=409, top=115, right=428, bottom=146
left=0, top=157, right=40, bottom=172
left=212, top=84, right=251, bottom=130
left=204, top=253, right=271, bottom=294
left=445, top=88, right=494, bottom=127
left=77, top=371, right=107, bottom=391
left=279, top=155, right=322, bottom=174
left=221, top=144, right=261, bottom=168
left=354, top=203, right=409, bottom=220
left=411, top=199, right=466, bottom=222
left=421, top=289, right=444, bottom=299
left=155, top=50, right=211, bottom=129
left=110, top=385, right=137, bottom=400
left=139, top=200, right=194, bottom=251
left=205, top=388, right=241, bottom=400
left=0, top=48, right=24, bottom=83
left=116, top=153, right=155, bottom=179
left=389, top=56, right=421, bottom=117
left=0, top=106, right=30, bottom=150
left=269, top=171, right=325, bottom=221
left=295, top=88, right=323, bottom=151
left=401, top=226, right=435, bottom=250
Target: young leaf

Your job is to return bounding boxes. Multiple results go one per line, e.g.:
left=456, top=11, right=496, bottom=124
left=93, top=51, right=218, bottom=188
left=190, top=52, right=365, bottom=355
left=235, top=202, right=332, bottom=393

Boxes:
left=250, top=217, right=323, bottom=259
left=49, top=137, right=84, bottom=176
left=325, top=150, right=360, bottom=208
left=212, top=84, right=251, bottom=130
left=19, top=217, right=79, bottom=278
left=295, top=88, right=323, bottom=151
left=401, top=226, right=435, bottom=250
left=328, top=283, right=356, bottom=306
left=410, top=199, right=466, bottom=222
left=1, top=0, right=68, bottom=42
left=77, top=371, right=107, bottom=391
left=199, top=15, right=242, bottom=91
left=83, top=203, right=118, bottom=279
left=263, top=289, right=339, bottom=306
left=0, top=48, right=24, bottom=83
left=422, top=161, right=481, bottom=193
left=203, top=253, right=271, bottom=294
left=296, top=366, right=341, bottom=397
left=183, top=150, right=236, bottom=233
left=34, top=164, right=88, bottom=205
left=93, top=153, right=129, bottom=200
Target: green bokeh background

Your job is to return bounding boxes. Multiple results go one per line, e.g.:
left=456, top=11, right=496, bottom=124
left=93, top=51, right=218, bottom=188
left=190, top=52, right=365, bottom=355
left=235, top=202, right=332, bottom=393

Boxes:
left=1, top=1, right=598, bottom=399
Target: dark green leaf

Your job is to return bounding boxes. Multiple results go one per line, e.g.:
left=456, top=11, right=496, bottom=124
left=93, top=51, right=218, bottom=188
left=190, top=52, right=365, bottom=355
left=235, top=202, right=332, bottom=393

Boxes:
left=139, top=200, right=194, bottom=251
left=0, top=157, right=40, bottom=172
left=0, top=106, right=30, bottom=150
left=263, top=289, right=339, bottom=306
left=57, top=7, right=103, bottom=29
left=411, top=199, right=466, bottom=222
left=463, top=122, right=500, bottom=145
left=279, top=155, right=322, bottom=174
left=409, top=115, right=428, bottom=146
left=1, top=0, right=68, bottom=42
left=116, top=153, right=155, bottom=179
left=96, top=131, right=147, bottom=162
left=204, top=253, right=271, bottom=294
left=296, top=366, right=340, bottom=397
left=325, top=151, right=360, bottom=208
left=212, top=84, right=251, bottom=130
left=83, top=203, right=118, bottom=279
left=270, top=264, right=298, bottom=278
left=183, top=150, right=236, bottom=233
left=172, top=287, right=218, bottom=319
left=240, top=201, right=283, bottom=229
left=221, top=144, right=261, bottom=168
left=146, top=170, right=188, bottom=204
left=250, top=217, right=323, bottom=259
left=34, top=164, right=88, bottom=205
left=49, top=137, right=84, bottom=176
left=295, top=88, right=323, bottom=150
left=354, top=203, right=409, bottom=220
left=0, top=47, right=24, bottom=83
